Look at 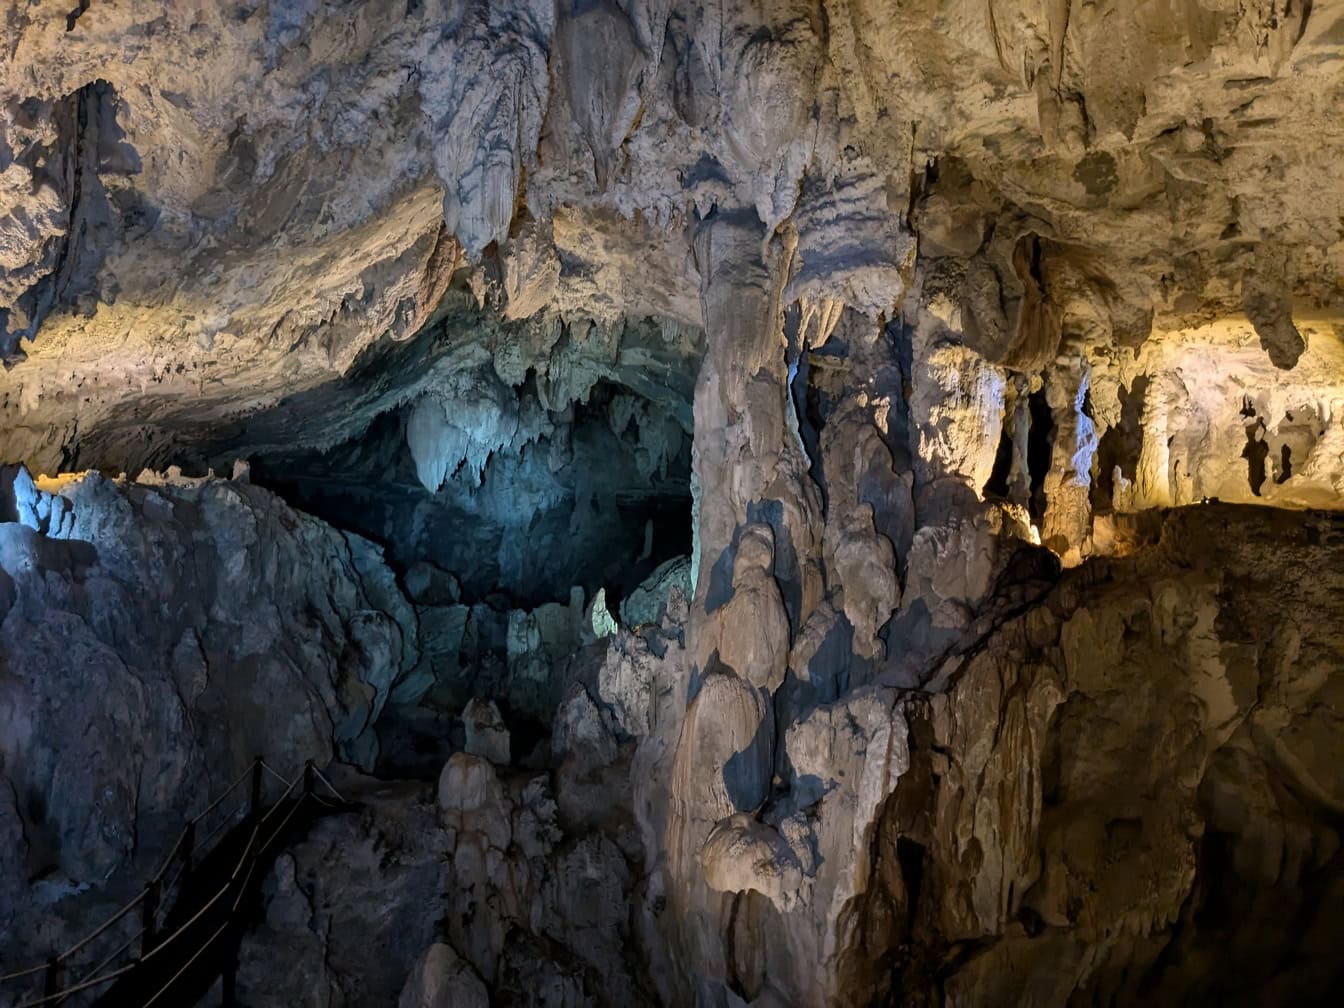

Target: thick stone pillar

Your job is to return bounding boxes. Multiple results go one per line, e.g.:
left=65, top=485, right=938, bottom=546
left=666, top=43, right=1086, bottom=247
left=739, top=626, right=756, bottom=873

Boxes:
left=664, top=209, right=826, bottom=1001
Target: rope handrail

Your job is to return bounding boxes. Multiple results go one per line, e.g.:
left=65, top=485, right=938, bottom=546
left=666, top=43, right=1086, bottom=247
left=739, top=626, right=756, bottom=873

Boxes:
left=0, top=964, right=46, bottom=984
left=250, top=773, right=300, bottom=832
left=48, top=889, right=146, bottom=964
left=229, top=775, right=301, bottom=884
left=45, top=778, right=314, bottom=1000
left=137, top=876, right=234, bottom=966
left=258, top=761, right=293, bottom=789
left=308, top=764, right=351, bottom=804
left=189, top=761, right=262, bottom=827
left=14, top=958, right=139, bottom=1008
left=154, top=796, right=244, bottom=908
left=142, top=919, right=233, bottom=1008
left=76, top=925, right=145, bottom=989
left=195, top=797, right=248, bottom=856
left=149, top=760, right=260, bottom=883
left=45, top=761, right=262, bottom=971
left=1, top=755, right=347, bottom=1002
left=238, top=800, right=306, bottom=905
left=131, top=772, right=306, bottom=971
left=228, top=858, right=260, bottom=916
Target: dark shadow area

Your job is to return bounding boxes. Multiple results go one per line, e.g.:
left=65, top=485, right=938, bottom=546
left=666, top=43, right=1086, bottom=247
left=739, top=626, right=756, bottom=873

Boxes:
left=1242, top=419, right=1269, bottom=496
left=1091, top=375, right=1147, bottom=512
left=982, top=424, right=1014, bottom=500
left=723, top=713, right=775, bottom=812
left=252, top=377, right=692, bottom=610
left=895, top=837, right=927, bottom=931
left=746, top=497, right=802, bottom=634
left=1136, top=786, right=1344, bottom=1001
left=1026, top=388, right=1055, bottom=526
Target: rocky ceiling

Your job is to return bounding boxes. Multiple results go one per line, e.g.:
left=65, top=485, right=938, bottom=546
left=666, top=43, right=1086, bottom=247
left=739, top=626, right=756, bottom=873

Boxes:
left=1, top=0, right=1339, bottom=480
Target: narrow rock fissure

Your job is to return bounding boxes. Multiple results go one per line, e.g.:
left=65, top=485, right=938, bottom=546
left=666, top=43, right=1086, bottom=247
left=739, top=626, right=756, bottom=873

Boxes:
left=1091, top=376, right=1146, bottom=512
left=895, top=836, right=926, bottom=930
left=982, top=423, right=1014, bottom=500
left=1242, top=417, right=1270, bottom=496
left=1026, top=387, right=1055, bottom=525
left=65, top=1, right=91, bottom=32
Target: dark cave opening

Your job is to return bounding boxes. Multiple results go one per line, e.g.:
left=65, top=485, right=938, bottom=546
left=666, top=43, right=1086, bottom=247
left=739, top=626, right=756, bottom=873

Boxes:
left=1091, top=376, right=1147, bottom=512
left=1026, top=388, right=1055, bottom=526
left=982, top=424, right=1015, bottom=500
left=252, top=378, right=693, bottom=611
left=1242, top=419, right=1270, bottom=497
left=246, top=374, right=695, bottom=779
left=895, top=836, right=927, bottom=930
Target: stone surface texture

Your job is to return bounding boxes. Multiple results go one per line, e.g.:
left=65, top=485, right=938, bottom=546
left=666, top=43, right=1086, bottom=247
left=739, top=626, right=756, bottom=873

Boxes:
left=2, top=2, right=1344, bottom=1007
left=0, top=464, right=418, bottom=975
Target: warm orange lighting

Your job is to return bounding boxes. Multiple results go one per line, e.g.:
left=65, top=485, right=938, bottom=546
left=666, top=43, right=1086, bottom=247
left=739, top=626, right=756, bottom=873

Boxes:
left=33, top=471, right=93, bottom=493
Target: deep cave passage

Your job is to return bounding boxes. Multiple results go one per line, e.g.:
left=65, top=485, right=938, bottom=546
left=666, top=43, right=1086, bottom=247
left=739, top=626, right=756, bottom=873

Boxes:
left=1242, top=420, right=1270, bottom=496
left=1027, top=388, right=1056, bottom=525
left=983, top=424, right=1015, bottom=500
left=252, top=378, right=694, bottom=612
left=242, top=376, right=698, bottom=779
left=1091, top=376, right=1147, bottom=512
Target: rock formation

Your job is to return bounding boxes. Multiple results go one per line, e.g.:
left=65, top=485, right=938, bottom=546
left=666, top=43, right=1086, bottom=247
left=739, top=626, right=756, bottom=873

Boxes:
left=0, top=464, right=418, bottom=970
left=2, top=1, right=1343, bottom=1006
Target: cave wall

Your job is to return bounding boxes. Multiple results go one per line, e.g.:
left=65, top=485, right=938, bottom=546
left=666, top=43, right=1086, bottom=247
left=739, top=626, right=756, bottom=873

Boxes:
left=1, top=2, right=1343, bottom=1006
left=860, top=505, right=1344, bottom=1006
left=0, top=464, right=419, bottom=970
left=569, top=505, right=1344, bottom=1007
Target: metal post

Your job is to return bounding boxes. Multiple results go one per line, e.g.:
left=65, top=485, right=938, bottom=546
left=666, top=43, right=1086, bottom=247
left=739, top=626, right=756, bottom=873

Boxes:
left=181, top=819, right=196, bottom=881
left=249, top=757, right=264, bottom=818
left=303, top=759, right=315, bottom=798
left=43, top=955, right=62, bottom=1003
left=142, top=879, right=160, bottom=954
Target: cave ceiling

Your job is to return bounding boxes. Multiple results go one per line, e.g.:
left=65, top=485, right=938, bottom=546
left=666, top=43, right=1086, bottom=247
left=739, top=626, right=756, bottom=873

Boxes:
left=0, top=0, right=1339, bottom=482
